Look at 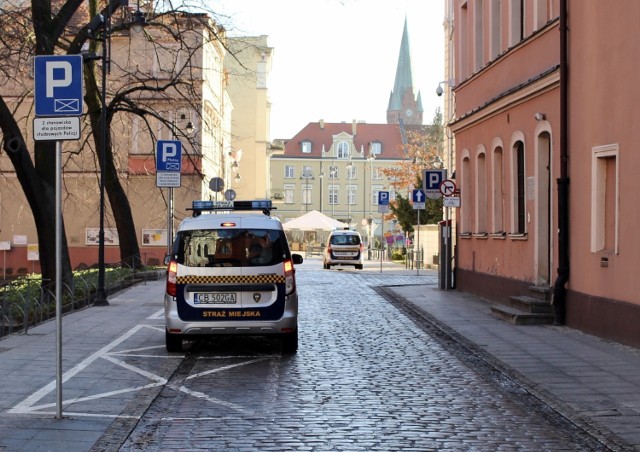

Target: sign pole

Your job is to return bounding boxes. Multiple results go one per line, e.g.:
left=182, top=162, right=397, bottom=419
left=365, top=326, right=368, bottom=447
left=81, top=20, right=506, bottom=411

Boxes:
left=445, top=206, right=450, bottom=290
left=416, top=209, right=420, bottom=276
left=55, top=141, right=63, bottom=419
left=380, top=215, right=384, bottom=273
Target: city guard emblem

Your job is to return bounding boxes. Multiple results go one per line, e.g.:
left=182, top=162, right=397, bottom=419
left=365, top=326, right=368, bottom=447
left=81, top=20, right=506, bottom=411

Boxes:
left=253, top=293, right=261, bottom=303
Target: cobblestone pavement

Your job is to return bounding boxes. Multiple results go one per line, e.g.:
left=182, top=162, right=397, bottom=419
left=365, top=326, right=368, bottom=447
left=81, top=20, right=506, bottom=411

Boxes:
left=114, top=259, right=607, bottom=451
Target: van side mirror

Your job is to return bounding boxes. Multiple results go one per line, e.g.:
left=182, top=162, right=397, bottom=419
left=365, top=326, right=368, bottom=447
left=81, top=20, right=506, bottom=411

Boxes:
left=292, top=254, right=303, bottom=265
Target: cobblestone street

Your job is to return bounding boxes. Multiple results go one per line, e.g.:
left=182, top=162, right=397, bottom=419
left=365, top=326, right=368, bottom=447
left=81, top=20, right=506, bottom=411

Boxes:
left=116, top=259, right=605, bottom=451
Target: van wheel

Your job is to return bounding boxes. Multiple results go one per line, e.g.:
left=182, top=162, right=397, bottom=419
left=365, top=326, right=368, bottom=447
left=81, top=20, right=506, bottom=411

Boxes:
left=324, top=263, right=331, bottom=270
left=356, top=264, right=363, bottom=270
left=166, top=330, right=183, bottom=353
left=281, top=331, right=298, bottom=354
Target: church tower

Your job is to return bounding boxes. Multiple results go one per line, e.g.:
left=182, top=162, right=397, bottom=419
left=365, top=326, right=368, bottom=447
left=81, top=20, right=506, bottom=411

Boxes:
left=387, top=18, right=423, bottom=125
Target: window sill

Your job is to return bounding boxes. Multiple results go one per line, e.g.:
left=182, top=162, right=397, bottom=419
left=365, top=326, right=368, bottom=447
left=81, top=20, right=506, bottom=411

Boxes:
left=459, top=232, right=472, bottom=239
left=490, top=232, right=506, bottom=239
left=508, top=233, right=528, bottom=241
left=473, top=233, right=489, bottom=239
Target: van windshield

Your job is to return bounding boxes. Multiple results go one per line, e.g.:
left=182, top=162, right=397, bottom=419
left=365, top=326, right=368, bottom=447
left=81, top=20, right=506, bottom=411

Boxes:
left=173, top=229, right=289, bottom=267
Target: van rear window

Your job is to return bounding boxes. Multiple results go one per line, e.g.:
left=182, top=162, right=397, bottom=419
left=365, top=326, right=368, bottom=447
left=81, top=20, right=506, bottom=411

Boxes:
left=330, top=234, right=361, bottom=245
left=173, top=229, right=289, bottom=267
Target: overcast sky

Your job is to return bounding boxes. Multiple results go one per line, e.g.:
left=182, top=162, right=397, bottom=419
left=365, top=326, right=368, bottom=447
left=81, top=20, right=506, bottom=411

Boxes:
left=212, top=0, right=445, bottom=139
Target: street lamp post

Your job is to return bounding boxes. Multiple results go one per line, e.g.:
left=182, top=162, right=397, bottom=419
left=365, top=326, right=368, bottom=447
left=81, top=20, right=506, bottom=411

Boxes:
left=299, top=172, right=314, bottom=212
left=90, top=1, right=147, bottom=306
left=346, top=160, right=353, bottom=228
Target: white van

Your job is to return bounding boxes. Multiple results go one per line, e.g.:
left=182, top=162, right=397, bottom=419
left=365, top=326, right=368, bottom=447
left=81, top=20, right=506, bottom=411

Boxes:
left=164, top=200, right=303, bottom=353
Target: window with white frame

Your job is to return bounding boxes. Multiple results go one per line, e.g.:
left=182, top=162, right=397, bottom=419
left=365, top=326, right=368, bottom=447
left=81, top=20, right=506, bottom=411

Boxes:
left=461, top=153, right=472, bottom=234
left=301, top=141, right=312, bottom=153
left=373, top=167, right=383, bottom=180
left=591, top=144, right=619, bottom=254
left=301, top=184, right=312, bottom=205
left=329, top=165, right=339, bottom=179
left=347, top=164, right=357, bottom=180
left=284, top=184, right=295, bottom=204
left=329, top=185, right=339, bottom=205
left=372, top=185, right=383, bottom=205
left=347, top=185, right=357, bottom=205
left=371, top=142, right=382, bottom=155
left=490, top=0, right=502, bottom=60
left=285, top=165, right=294, bottom=178
left=474, top=0, right=484, bottom=71
left=509, top=0, right=524, bottom=46
left=336, top=141, right=350, bottom=159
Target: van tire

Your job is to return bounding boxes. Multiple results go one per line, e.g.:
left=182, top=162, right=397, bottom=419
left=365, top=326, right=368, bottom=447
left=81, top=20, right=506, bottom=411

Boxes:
left=355, top=264, right=363, bottom=270
left=281, top=331, right=298, bottom=354
left=166, top=330, right=183, bottom=353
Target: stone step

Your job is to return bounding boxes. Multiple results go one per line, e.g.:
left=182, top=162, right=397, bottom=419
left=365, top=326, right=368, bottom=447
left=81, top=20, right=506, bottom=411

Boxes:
left=490, top=304, right=555, bottom=325
left=528, top=285, right=552, bottom=301
left=509, top=295, right=553, bottom=314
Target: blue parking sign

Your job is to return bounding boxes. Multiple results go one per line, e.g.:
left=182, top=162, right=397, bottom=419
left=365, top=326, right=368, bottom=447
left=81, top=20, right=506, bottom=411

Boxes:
left=156, top=140, right=182, bottom=172
left=34, top=55, right=83, bottom=117
left=378, top=191, right=390, bottom=205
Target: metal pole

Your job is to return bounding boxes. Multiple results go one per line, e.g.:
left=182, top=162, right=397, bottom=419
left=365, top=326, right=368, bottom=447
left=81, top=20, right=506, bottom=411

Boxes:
left=380, top=215, right=384, bottom=273
left=95, top=4, right=109, bottom=306
left=416, top=209, right=420, bottom=276
left=55, top=141, right=63, bottom=419
left=167, top=187, right=173, bottom=255
left=445, top=206, right=450, bottom=290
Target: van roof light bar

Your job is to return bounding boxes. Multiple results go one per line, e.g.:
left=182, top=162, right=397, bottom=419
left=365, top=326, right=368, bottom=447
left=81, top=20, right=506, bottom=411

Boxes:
left=188, top=200, right=276, bottom=216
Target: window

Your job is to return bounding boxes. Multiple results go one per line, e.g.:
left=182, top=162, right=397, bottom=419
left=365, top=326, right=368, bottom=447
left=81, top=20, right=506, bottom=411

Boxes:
left=301, top=165, right=313, bottom=178
left=347, top=185, right=357, bottom=205
left=509, top=0, right=524, bottom=46
left=371, top=142, right=382, bottom=155
left=284, top=185, right=295, bottom=204
left=301, top=141, right=312, bottom=153
left=347, top=164, right=357, bottom=180
left=591, top=145, right=619, bottom=254
left=174, top=228, right=288, bottom=268
left=476, top=149, right=488, bottom=234
left=474, top=0, right=484, bottom=71
left=329, top=185, right=339, bottom=205
left=459, top=2, right=469, bottom=80
left=513, top=141, right=526, bottom=234
left=490, top=0, right=502, bottom=60
left=533, top=0, right=548, bottom=31
left=285, top=165, right=294, bottom=178
left=461, top=152, right=472, bottom=234
left=373, top=167, right=383, bottom=180
left=336, top=141, right=350, bottom=159
left=301, top=184, right=312, bottom=205
left=372, top=185, right=383, bottom=205
left=492, top=146, right=504, bottom=233
left=329, top=166, right=339, bottom=179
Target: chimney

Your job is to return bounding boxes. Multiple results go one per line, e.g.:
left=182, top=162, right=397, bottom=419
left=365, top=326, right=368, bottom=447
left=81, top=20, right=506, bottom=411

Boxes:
left=319, top=119, right=324, bottom=129
left=352, top=119, right=357, bottom=135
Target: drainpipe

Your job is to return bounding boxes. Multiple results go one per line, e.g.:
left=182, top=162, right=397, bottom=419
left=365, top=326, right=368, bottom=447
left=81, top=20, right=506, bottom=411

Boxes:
left=553, top=0, right=569, bottom=324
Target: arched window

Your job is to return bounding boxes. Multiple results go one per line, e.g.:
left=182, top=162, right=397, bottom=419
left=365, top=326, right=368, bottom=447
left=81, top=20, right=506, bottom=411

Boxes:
left=336, top=142, right=350, bottom=159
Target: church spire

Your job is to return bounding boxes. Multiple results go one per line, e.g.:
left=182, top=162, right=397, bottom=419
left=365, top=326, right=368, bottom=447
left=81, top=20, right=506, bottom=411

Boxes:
left=387, top=17, right=423, bottom=125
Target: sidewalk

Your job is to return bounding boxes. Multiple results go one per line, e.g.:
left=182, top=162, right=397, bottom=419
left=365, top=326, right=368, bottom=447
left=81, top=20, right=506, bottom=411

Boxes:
left=384, top=283, right=640, bottom=451
left=0, top=279, right=171, bottom=451
left=1, top=264, right=639, bottom=450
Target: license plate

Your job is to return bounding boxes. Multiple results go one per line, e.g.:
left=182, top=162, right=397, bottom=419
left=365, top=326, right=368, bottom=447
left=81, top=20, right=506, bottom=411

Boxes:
left=194, top=293, right=237, bottom=304
left=334, top=252, right=354, bottom=256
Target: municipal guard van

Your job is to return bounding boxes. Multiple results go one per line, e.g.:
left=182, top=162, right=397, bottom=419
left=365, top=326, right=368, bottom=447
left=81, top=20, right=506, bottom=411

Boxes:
left=164, top=200, right=303, bottom=353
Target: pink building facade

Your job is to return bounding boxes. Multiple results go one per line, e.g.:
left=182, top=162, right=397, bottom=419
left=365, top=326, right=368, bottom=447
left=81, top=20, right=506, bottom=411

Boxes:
left=449, top=0, right=640, bottom=347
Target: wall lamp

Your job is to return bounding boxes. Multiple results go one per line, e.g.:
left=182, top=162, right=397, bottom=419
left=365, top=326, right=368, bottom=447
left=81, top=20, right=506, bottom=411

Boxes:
left=534, top=112, right=546, bottom=121
left=436, top=79, right=455, bottom=97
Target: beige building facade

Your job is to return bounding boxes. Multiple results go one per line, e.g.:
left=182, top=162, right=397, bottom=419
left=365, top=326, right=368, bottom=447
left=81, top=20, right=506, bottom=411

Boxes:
left=270, top=121, right=408, bottom=245
left=0, top=9, right=268, bottom=274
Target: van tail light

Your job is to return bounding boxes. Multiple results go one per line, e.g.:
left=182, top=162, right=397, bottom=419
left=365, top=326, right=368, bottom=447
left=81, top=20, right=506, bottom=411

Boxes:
left=359, top=243, right=364, bottom=253
left=284, top=259, right=296, bottom=295
left=166, top=260, right=178, bottom=296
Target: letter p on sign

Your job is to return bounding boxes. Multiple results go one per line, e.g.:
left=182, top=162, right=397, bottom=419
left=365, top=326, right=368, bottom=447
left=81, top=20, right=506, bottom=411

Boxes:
left=45, top=61, right=72, bottom=97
